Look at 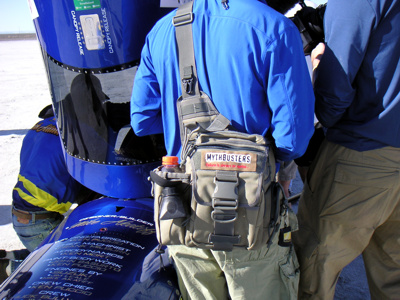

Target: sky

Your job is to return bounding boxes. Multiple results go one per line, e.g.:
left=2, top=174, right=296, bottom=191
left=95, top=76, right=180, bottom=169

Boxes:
left=0, top=0, right=328, bottom=34
left=0, top=0, right=34, bottom=33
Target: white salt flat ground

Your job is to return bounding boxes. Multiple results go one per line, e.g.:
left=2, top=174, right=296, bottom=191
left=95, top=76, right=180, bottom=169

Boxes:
left=0, top=39, right=370, bottom=299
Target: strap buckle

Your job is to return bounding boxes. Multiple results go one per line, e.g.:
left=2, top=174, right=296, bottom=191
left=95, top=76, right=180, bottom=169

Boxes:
left=210, top=171, right=240, bottom=250
left=172, top=12, right=193, bottom=27
left=182, top=66, right=195, bottom=94
left=211, top=179, right=239, bottom=224
left=211, top=172, right=239, bottom=222
left=182, top=78, right=194, bottom=94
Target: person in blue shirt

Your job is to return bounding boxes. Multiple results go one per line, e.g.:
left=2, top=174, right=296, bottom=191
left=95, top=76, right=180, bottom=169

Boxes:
left=12, top=106, right=96, bottom=253
left=293, top=0, right=400, bottom=298
left=0, top=106, right=97, bottom=282
left=131, top=0, right=315, bottom=299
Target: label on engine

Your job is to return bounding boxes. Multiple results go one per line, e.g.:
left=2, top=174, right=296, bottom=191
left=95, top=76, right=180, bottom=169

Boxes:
left=74, top=0, right=101, bottom=11
left=80, top=14, right=105, bottom=50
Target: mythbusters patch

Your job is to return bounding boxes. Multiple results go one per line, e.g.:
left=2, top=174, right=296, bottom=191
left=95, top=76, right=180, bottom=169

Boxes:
left=201, top=150, right=257, bottom=172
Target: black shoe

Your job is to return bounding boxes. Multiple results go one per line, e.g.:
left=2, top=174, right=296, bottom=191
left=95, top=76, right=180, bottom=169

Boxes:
left=0, top=259, right=10, bottom=284
left=12, top=249, right=30, bottom=261
left=0, top=249, right=30, bottom=261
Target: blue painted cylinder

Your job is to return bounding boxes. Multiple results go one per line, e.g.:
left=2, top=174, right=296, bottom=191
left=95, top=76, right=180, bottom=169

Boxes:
left=28, top=0, right=173, bottom=198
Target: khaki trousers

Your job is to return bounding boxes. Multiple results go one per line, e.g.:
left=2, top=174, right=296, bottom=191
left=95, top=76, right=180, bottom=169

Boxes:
left=293, top=140, right=400, bottom=299
left=169, top=215, right=299, bottom=300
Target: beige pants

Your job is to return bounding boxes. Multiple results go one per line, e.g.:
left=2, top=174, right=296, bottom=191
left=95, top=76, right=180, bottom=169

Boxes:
left=293, top=140, right=400, bottom=299
left=169, top=215, right=299, bottom=300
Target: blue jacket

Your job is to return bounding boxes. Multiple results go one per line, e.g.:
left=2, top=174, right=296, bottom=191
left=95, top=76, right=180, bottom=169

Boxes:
left=131, top=0, right=315, bottom=161
left=12, top=117, right=80, bottom=214
left=314, top=0, right=400, bottom=150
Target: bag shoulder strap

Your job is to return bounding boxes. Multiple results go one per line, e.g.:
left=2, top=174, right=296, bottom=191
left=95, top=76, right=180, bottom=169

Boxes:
left=173, top=1, right=199, bottom=98
left=173, top=2, right=231, bottom=146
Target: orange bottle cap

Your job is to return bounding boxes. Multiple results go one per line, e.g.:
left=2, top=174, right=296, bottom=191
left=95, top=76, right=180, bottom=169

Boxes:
left=162, top=156, right=179, bottom=165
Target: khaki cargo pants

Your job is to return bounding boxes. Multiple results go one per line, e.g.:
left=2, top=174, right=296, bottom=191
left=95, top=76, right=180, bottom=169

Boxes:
left=168, top=216, right=299, bottom=300
left=293, top=140, right=400, bottom=299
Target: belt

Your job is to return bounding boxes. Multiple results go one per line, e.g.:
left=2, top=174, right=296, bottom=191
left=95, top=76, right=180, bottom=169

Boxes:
left=12, top=208, right=61, bottom=221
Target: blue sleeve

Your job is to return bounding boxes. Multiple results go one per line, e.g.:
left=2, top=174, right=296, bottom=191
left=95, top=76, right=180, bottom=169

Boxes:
left=131, top=37, right=164, bottom=136
left=314, top=0, right=375, bottom=128
left=13, top=118, right=78, bottom=214
left=267, top=25, right=315, bottom=162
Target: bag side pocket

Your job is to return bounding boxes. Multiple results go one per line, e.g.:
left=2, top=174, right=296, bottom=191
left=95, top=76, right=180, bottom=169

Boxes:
left=151, top=170, right=190, bottom=246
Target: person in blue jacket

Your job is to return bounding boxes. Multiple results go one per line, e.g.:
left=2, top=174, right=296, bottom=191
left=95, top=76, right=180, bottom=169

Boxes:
left=131, top=0, right=315, bottom=299
left=11, top=105, right=96, bottom=253
left=0, top=106, right=91, bottom=281
left=293, top=0, right=400, bottom=298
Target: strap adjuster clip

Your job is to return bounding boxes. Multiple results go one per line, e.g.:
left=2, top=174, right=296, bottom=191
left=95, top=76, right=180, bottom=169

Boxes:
left=172, top=12, right=193, bottom=27
left=182, top=77, right=194, bottom=94
left=182, top=66, right=195, bottom=94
